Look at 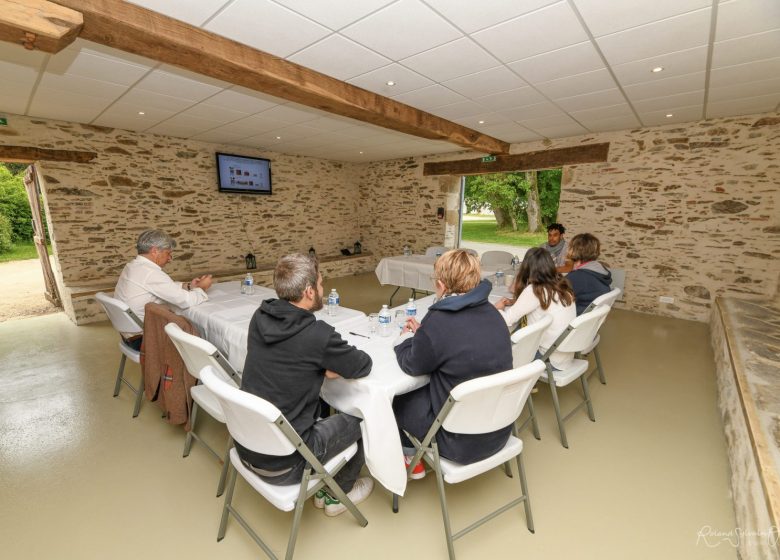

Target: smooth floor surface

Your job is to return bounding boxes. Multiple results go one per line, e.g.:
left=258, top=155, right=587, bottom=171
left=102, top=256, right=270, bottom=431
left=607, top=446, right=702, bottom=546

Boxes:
left=0, top=273, right=737, bottom=560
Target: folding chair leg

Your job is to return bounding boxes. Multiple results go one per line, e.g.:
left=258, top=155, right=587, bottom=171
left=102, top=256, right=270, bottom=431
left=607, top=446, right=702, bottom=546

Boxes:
left=593, top=346, right=606, bottom=385
left=580, top=375, right=596, bottom=422
left=285, top=469, right=311, bottom=560
left=216, top=436, right=232, bottom=498
left=515, top=453, right=535, bottom=534
left=392, top=493, right=399, bottom=513
left=431, top=444, right=456, bottom=560
left=183, top=402, right=199, bottom=457
left=547, top=374, right=569, bottom=449
left=526, top=394, right=541, bottom=440
left=131, top=374, right=144, bottom=418
left=113, top=354, right=126, bottom=397
left=217, top=464, right=237, bottom=542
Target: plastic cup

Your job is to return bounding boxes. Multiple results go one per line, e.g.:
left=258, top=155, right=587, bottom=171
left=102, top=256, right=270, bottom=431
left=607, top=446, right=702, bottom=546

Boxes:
left=368, top=313, right=379, bottom=334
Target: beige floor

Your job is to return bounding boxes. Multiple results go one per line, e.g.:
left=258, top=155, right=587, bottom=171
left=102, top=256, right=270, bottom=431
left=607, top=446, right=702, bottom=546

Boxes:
left=0, top=272, right=737, bottom=560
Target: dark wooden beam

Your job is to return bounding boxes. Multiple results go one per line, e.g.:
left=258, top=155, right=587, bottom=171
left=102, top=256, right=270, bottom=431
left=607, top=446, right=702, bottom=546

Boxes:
left=0, top=0, right=81, bottom=53
left=0, top=144, right=96, bottom=162
left=47, top=0, right=510, bottom=155
left=423, top=143, right=611, bottom=176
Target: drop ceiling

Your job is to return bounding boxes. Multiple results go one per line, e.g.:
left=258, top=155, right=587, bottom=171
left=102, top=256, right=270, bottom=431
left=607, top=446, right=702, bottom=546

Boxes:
left=0, top=0, right=778, bottom=162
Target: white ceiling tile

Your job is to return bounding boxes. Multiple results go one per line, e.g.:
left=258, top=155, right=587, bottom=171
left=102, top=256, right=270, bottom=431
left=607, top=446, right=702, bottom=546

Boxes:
left=190, top=129, right=252, bottom=144
left=97, top=102, right=178, bottom=123
left=336, top=124, right=394, bottom=139
left=0, top=90, right=30, bottom=115
left=120, top=89, right=199, bottom=112
left=0, top=59, right=42, bottom=87
left=46, top=49, right=151, bottom=87
left=91, top=114, right=161, bottom=131
left=30, top=104, right=109, bottom=124
left=272, top=0, right=396, bottom=30
left=226, top=115, right=295, bottom=135
left=507, top=41, right=604, bottom=84
left=500, top=101, right=565, bottom=121
left=146, top=122, right=205, bottom=137
left=597, top=8, right=712, bottom=66
left=254, top=105, right=319, bottom=124
left=401, top=38, right=498, bottom=82
left=624, top=71, right=705, bottom=101
left=134, top=68, right=224, bottom=101
left=573, top=0, right=711, bottom=37
left=301, top=116, right=357, bottom=132
left=611, top=46, right=708, bottom=86
left=341, top=0, right=462, bottom=60
left=554, top=88, right=626, bottom=112
left=442, top=66, right=526, bottom=99
left=708, top=76, right=780, bottom=103
left=125, top=0, right=228, bottom=26
left=706, top=92, right=780, bottom=118
left=288, top=35, right=390, bottom=81
left=233, top=137, right=267, bottom=149
left=200, top=88, right=280, bottom=114
left=423, top=0, right=560, bottom=34
left=716, top=0, right=780, bottom=42
left=579, top=113, right=641, bottom=132
left=0, top=41, right=47, bottom=67
left=475, top=87, right=547, bottom=111
left=156, top=113, right=225, bottom=131
left=430, top=100, right=487, bottom=120
left=472, top=2, right=589, bottom=63
left=536, top=68, right=616, bottom=99
left=712, top=29, right=780, bottom=68
left=270, top=123, right=322, bottom=139
left=452, top=111, right=508, bottom=128
left=632, top=90, right=704, bottom=112
left=391, top=84, right=466, bottom=109
left=205, top=0, right=330, bottom=58
left=638, top=105, right=703, bottom=126
left=532, top=122, right=589, bottom=138
left=37, top=73, right=127, bottom=99
left=569, top=103, right=635, bottom=121
left=348, top=63, right=433, bottom=96
left=710, top=57, right=780, bottom=88
left=471, top=121, right=541, bottom=142
left=518, top=112, right=581, bottom=129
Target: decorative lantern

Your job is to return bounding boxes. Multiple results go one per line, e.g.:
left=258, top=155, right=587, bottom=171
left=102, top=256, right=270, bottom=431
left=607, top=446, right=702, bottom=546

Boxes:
left=353, top=240, right=362, bottom=255
left=308, top=247, right=316, bottom=258
left=245, top=253, right=256, bottom=270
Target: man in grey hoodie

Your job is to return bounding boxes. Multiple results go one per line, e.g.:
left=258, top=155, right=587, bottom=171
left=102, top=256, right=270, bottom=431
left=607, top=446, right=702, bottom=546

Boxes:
left=565, top=233, right=612, bottom=315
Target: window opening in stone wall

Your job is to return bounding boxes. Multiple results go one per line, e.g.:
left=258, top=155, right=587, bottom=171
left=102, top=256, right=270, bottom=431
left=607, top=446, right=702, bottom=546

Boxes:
left=0, top=162, right=59, bottom=322
left=458, top=169, right=562, bottom=260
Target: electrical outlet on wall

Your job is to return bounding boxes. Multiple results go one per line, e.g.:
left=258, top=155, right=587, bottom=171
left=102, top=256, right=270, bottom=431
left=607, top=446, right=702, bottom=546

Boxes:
left=659, top=296, right=675, bottom=304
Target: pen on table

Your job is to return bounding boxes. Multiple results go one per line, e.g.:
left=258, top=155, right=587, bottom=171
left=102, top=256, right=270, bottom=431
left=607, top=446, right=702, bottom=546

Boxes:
left=349, top=331, right=370, bottom=338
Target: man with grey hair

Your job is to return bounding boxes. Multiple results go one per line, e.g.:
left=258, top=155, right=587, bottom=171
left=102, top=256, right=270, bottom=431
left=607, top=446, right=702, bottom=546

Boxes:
left=239, top=253, right=374, bottom=517
left=114, top=229, right=213, bottom=345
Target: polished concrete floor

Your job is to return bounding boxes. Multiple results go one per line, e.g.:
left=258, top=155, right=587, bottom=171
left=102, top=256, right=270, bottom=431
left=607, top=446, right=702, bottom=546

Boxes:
left=0, top=273, right=737, bottom=559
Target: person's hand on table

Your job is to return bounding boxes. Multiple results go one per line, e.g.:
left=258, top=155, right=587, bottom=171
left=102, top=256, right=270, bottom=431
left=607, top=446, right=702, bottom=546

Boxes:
left=191, top=274, right=213, bottom=291
left=494, top=297, right=514, bottom=311
left=404, top=317, right=421, bottom=333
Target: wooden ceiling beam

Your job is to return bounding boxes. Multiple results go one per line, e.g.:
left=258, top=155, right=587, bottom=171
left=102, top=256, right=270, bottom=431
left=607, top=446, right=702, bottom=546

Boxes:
left=45, top=0, right=510, bottom=155
left=0, top=144, right=96, bottom=162
left=423, top=143, right=610, bottom=176
left=0, top=0, right=81, bottom=53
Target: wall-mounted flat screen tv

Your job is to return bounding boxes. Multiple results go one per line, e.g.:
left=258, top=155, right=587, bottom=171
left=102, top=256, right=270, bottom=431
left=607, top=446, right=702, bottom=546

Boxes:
left=216, top=152, right=272, bottom=194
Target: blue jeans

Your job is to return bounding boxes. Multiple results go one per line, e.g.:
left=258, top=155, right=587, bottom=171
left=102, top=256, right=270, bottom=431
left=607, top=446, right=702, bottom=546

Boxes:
left=243, top=413, right=364, bottom=493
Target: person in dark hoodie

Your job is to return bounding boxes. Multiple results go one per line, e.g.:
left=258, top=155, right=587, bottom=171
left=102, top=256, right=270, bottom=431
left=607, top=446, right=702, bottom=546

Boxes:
left=239, top=253, right=374, bottom=517
left=566, top=233, right=612, bottom=315
left=392, top=249, right=513, bottom=476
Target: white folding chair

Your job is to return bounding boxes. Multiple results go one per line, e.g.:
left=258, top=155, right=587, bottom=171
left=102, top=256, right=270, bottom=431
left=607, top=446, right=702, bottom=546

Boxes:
left=510, top=314, right=553, bottom=440
left=425, top=246, right=447, bottom=257
left=579, top=288, right=621, bottom=384
left=95, top=292, right=145, bottom=417
left=199, top=366, right=368, bottom=560
left=480, top=250, right=514, bottom=268
left=164, top=323, right=240, bottom=497
left=539, top=305, right=610, bottom=448
left=399, top=361, right=545, bottom=560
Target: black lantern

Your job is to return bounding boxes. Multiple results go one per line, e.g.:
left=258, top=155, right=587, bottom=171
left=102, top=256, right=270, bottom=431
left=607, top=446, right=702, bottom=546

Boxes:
left=308, top=247, right=316, bottom=258
left=353, top=240, right=362, bottom=255
left=245, top=253, right=256, bottom=270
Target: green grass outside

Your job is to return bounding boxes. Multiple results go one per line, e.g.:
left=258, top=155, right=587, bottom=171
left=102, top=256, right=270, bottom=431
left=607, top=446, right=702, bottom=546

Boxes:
left=0, top=241, right=50, bottom=263
left=461, top=214, right=547, bottom=247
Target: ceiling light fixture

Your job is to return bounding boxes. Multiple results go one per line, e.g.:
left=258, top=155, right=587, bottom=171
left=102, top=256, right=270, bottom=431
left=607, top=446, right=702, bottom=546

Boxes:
left=652, top=66, right=664, bottom=73
left=138, top=111, right=145, bottom=115
left=275, top=136, right=281, bottom=140
left=665, top=113, right=673, bottom=118
left=478, top=120, right=485, bottom=124
left=386, top=80, right=396, bottom=86
left=359, top=151, right=364, bottom=154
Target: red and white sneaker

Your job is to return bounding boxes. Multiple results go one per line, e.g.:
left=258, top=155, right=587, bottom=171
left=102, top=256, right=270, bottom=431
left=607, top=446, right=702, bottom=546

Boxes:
left=404, top=455, right=426, bottom=480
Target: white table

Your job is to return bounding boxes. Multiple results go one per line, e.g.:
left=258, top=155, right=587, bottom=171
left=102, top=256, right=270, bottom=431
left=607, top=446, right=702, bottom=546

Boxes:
left=182, top=281, right=365, bottom=372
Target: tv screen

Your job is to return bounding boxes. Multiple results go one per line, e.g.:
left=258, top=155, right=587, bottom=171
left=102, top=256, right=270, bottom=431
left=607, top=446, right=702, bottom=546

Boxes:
left=216, top=153, right=272, bottom=194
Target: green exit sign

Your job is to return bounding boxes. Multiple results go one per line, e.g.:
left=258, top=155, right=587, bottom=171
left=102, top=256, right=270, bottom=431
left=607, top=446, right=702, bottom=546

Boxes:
left=481, top=155, right=496, bottom=162
left=0, top=117, right=7, bottom=126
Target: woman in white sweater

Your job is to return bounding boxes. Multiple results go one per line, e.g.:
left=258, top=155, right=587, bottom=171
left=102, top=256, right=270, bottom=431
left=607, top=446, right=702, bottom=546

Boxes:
left=494, top=247, right=576, bottom=370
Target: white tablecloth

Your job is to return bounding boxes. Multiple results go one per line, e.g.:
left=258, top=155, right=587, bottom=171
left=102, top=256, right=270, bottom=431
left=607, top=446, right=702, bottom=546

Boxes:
left=375, top=254, right=513, bottom=293
left=182, top=281, right=365, bottom=372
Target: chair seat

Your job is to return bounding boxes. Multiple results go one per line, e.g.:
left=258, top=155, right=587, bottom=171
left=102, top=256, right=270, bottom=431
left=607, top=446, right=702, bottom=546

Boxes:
left=191, top=384, right=227, bottom=423
left=118, top=340, right=141, bottom=363
left=229, top=443, right=359, bottom=512
left=428, top=435, right=523, bottom=485
left=539, top=359, right=589, bottom=387
left=579, top=334, right=600, bottom=355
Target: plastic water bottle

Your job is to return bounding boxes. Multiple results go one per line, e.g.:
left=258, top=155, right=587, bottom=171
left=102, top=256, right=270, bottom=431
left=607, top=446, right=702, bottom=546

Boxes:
left=495, top=269, right=504, bottom=287
left=327, top=289, right=340, bottom=316
left=405, top=298, right=417, bottom=318
left=242, top=272, right=254, bottom=295
left=379, top=304, right=391, bottom=337
left=403, top=245, right=411, bottom=257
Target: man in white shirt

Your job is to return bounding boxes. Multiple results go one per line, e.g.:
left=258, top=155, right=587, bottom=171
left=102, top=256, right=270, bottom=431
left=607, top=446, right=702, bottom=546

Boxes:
left=114, top=229, right=213, bottom=346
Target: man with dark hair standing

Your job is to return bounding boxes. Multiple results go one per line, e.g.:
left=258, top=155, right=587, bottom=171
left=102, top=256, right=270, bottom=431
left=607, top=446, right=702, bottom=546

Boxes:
left=239, top=253, right=374, bottom=516
left=540, top=223, right=572, bottom=272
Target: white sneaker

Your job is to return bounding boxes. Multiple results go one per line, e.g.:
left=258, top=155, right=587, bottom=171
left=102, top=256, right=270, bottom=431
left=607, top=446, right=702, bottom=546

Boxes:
left=324, top=477, right=374, bottom=517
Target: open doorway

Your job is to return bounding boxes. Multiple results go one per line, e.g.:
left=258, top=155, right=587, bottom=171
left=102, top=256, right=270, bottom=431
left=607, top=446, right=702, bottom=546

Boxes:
left=459, top=169, right=562, bottom=260
left=0, top=162, right=60, bottom=321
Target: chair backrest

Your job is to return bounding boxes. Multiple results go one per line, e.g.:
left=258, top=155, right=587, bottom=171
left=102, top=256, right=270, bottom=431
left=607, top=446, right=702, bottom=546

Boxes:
left=510, top=314, right=552, bottom=366
left=96, top=291, right=143, bottom=332
left=609, top=268, right=626, bottom=295
left=444, top=360, right=545, bottom=435
left=425, top=246, right=447, bottom=257
left=200, top=365, right=296, bottom=456
left=481, top=250, right=514, bottom=267
left=552, top=305, right=610, bottom=354
left=589, top=287, right=622, bottom=310
left=164, top=323, right=239, bottom=384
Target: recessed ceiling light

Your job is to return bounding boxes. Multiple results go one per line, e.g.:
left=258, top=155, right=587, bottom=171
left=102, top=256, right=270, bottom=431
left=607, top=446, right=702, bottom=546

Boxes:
left=138, top=111, right=145, bottom=115
left=652, top=66, right=664, bottom=73
left=386, top=80, right=396, bottom=86
left=665, top=113, right=673, bottom=118
left=478, top=120, right=485, bottom=124
left=359, top=151, right=364, bottom=154
left=275, top=136, right=281, bottom=140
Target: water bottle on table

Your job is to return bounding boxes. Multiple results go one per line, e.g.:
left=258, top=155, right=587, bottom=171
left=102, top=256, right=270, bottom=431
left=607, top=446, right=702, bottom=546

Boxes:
left=403, top=245, right=411, bottom=257
left=379, top=304, right=391, bottom=337
left=327, top=288, right=340, bottom=316
left=242, top=273, right=254, bottom=295
left=405, top=298, right=417, bottom=318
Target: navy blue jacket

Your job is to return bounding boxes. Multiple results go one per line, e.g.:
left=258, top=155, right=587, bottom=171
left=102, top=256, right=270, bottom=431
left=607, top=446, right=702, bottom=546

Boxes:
left=567, top=263, right=612, bottom=315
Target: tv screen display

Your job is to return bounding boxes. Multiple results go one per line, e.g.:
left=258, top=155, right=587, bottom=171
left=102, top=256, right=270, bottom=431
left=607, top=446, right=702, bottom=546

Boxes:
left=216, top=153, right=272, bottom=194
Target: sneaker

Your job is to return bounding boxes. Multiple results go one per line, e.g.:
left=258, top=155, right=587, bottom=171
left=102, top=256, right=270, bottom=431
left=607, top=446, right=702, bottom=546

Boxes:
left=404, top=455, right=426, bottom=480
left=324, top=477, right=374, bottom=517
left=313, top=488, right=327, bottom=509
